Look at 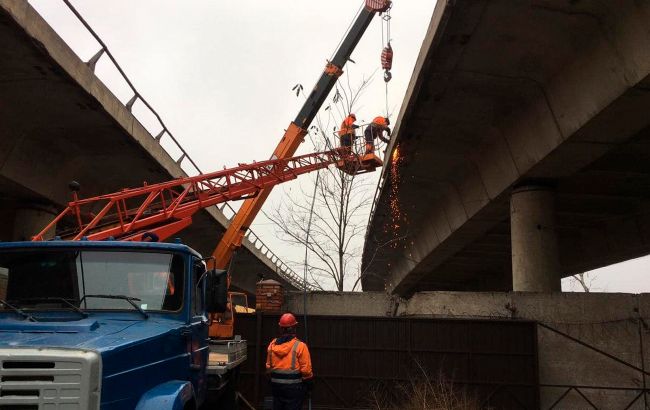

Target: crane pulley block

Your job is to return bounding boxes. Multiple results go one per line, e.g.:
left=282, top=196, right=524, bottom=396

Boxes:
left=366, top=0, right=392, bottom=12
left=381, top=43, right=393, bottom=71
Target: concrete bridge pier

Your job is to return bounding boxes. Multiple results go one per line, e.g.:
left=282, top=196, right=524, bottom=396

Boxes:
left=12, top=207, right=56, bottom=241
left=510, top=185, right=561, bottom=291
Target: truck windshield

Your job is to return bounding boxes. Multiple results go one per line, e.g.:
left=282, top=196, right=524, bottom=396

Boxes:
left=0, top=249, right=184, bottom=313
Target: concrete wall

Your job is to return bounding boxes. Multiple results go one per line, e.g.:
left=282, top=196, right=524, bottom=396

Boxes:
left=285, top=291, right=650, bottom=409
left=284, top=291, right=396, bottom=317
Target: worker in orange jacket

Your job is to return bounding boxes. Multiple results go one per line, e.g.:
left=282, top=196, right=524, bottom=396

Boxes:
left=338, top=113, right=360, bottom=150
left=266, top=312, right=313, bottom=410
left=364, top=116, right=391, bottom=154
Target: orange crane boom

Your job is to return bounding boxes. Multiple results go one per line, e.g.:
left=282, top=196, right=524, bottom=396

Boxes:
left=32, top=148, right=370, bottom=243
left=211, top=0, right=392, bottom=269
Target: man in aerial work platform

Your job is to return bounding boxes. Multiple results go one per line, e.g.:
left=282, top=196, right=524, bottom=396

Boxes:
left=266, top=313, right=314, bottom=410
left=364, top=116, right=391, bottom=154
left=338, top=113, right=360, bottom=151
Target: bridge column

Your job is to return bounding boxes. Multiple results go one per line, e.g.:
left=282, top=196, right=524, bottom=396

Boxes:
left=510, top=185, right=561, bottom=291
left=12, top=208, right=55, bottom=241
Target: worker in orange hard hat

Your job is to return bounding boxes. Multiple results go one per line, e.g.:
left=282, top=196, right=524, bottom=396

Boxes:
left=338, top=113, right=360, bottom=151
left=266, top=312, right=313, bottom=410
left=364, top=116, right=391, bottom=154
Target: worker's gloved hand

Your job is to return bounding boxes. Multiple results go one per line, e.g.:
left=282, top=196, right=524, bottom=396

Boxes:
left=385, top=127, right=391, bottom=136
left=303, top=378, right=314, bottom=393
left=353, top=124, right=361, bottom=129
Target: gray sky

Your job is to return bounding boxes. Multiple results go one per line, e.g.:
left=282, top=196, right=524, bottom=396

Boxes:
left=29, top=0, right=650, bottom=293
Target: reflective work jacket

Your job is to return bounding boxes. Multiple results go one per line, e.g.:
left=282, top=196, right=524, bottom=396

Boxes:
left=266, top=336, right=313, bottom=384
left=364, top=124, right=390, bottom=144
left=338, top=115, right=357, bottom=137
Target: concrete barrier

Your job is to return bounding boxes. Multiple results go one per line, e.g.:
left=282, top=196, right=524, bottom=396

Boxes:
left=286, top=290, right=650, bottom=409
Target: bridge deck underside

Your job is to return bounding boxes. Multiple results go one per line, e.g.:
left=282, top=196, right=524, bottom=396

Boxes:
left=362, top=0, right=650, bottom=295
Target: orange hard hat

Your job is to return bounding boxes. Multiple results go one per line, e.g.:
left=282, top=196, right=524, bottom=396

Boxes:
left=373, top=116, right=388, bottom=126
left=279, top=313, right=298, bottom=327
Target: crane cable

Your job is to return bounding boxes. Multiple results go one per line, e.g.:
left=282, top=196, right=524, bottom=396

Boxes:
left=302, top=149, right=320, bottom=410
left=380, top=6, right=393, bottom=116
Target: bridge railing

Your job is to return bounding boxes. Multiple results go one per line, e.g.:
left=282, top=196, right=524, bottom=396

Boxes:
left=48, top=0, right=315, bottom=291
left=365, top=166, right=386, bottom=242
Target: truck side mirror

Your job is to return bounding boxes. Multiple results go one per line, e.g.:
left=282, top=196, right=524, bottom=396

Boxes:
left=205, top=269, right=228, bottom=313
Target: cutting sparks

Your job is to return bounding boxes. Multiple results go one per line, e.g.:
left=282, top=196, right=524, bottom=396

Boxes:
left=385, top=144, right=407, bottom=249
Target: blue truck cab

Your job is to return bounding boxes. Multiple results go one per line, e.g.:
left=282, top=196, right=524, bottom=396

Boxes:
left=0, top=240, right=246, bottom=409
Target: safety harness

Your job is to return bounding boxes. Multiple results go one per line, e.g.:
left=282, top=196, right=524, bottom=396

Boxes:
left=270, top=339, right=303, bottom=384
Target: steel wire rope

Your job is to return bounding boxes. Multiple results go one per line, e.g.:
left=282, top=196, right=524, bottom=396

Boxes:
left=300, top=129, right=324, bottom=410
left=302, top=165, right=318, bottom=410
left=382, top=8, right=392, bottom=117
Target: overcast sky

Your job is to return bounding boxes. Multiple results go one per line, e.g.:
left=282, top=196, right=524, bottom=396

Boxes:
left=29, top=0, right=650, bottom=293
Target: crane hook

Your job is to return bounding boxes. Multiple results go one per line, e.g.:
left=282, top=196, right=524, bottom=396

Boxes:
left=381, top=42, right=393, bottom=83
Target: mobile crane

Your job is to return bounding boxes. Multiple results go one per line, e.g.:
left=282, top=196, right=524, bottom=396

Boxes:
left=0, top=1, right=392, bottom=409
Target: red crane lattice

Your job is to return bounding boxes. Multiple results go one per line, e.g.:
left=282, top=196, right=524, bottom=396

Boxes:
left=33, top=148, right=379, bottom=242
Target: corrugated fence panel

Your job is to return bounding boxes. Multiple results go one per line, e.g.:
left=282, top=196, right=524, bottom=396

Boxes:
left=235, top=314, right=538, bottom=409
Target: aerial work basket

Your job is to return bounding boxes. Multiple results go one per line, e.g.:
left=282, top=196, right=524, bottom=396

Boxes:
left=366, top=0, right=391, bottom=13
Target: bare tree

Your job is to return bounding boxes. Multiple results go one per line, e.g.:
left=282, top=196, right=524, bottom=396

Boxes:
left=350, top=233, right=409, bottom=291
left=265, top=75, right=378, bottom=291
left=570, top=272, right=596, bottom=292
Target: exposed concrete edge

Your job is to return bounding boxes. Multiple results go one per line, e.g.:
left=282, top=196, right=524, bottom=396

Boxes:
left=284, top=291, right=399, bottom=317
left=400, top=291, right=644, bottom=323
left=0, top=0, right=286, bottom=277
left=284, top=290, right=649, bottom=323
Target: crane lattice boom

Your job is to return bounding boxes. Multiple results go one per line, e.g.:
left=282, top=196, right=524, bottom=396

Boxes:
left=33, top=148, right=376, bottom=243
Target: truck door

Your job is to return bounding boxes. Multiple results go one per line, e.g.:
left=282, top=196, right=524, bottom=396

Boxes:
left=188, top=259, right=210, bottom=401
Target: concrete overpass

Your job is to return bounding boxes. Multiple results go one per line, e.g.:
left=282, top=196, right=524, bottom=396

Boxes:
left=362, top=0, right=650, bottom=296
left=0, top=0, right=302, bottom=294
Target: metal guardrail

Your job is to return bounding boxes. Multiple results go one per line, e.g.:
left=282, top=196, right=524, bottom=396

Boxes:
left=243, top=229, right=318, bottom=291
left=53, top=0, right=315, bottom=291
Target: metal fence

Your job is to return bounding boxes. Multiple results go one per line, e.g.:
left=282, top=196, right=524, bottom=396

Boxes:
left=49, top=0, right=313, bottom=290
left=236, top=314, right=539, bottom=409
left=538, top=322, right=650, bottom=410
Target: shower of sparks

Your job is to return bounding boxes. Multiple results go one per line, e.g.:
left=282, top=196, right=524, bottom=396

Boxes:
left=383, top=144, right=407, bottom=249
